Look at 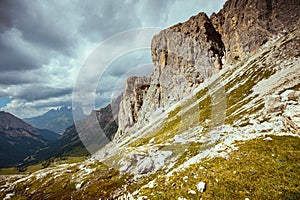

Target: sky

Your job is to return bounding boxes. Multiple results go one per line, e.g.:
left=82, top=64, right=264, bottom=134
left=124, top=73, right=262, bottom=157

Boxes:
left=0, top=0, right=226, bottom=118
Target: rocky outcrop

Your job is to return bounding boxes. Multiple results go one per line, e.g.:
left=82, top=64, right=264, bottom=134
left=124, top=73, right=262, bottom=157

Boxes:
left=115, top=0, right=300, bottom=139
left=265, top=90, right=300, bottom=135
left=141, top=13, right=224, bottom=113
left=210, top=0, right=300, bottom=64
left=116, top=13, right=224, bottom=138
left=117, top=77, right=150, bottom=136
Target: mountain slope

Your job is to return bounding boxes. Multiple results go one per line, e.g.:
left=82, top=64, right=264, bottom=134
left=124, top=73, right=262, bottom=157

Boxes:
left=0, top=0, right=299, bottom=199
left=0, top=111, right=60, bottom=167
left=23, top=106, right=86, bottom=134
left=24, top=103, right=118, bottom=165
left=95, top=27, right=300, bottom=176
left=115, top=0, right=300, bottom=139
left=1, top=29, right=298, bottom=199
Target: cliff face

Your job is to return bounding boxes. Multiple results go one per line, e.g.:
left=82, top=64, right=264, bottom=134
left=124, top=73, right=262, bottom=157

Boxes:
left=210, top=0, right=300, bottom=64
left=116, top=14, right=224, bottom=138
left=117, top=77, right=150, bottom=136
left=115, top=0, right=300, bottom=139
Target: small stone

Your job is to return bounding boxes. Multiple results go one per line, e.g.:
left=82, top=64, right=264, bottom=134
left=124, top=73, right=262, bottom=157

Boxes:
left=76, top=183, right=82, bottom=190
left=183, top=176, right=188, bottom=182
left=196, top=182, right=206, bottom=193
left=263, top=137, right=273, bottom=141
left=149, top=138, right=155, bottom=143
left=147, top=181, right=155, bottom=188
left=174, top=135, right=186, bottom=144
left=137, top=197, right=147, bottom=200
left=3, top=193, right=15, bottom=200
left=188, top=190, right=196, bottom=195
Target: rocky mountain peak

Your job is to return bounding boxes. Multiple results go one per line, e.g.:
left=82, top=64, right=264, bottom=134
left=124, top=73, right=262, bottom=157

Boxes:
left=0, top=111, right=35, bottom=132
left=114, top=0, right=299, bottom=139
left=116, top=12, right=225, bottom=138
left=0, top=111, right=60, bottom=167
left=210, top=0, right=300, bottom=63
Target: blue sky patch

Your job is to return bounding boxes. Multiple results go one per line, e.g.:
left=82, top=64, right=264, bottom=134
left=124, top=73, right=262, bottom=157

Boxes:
left=0, top=97, right=11, bottom=108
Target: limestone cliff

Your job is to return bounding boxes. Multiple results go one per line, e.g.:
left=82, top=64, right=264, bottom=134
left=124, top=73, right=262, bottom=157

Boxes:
left=115, top=0, right=300, bottom=139
left=117, top=76, right=150, bottom=136
left=210, top=0, right=300, bottom=64
left=116, top=13, right=224, bottom=138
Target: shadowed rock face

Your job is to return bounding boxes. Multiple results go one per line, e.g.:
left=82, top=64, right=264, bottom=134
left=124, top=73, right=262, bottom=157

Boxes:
left=0, top=111, right=59, bottom=167
left=115, top=0, right=300, bottom=139
left=116, top=14, right=225, bottom=138
left=210, top=0, right=300, bottom=64
left=117, top=76, right=150, bottom=137
left=149, top=12, right=225, bottom=105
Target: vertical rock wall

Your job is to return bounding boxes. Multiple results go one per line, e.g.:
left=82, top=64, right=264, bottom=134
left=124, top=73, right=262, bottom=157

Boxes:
left=115, top=0, right=300, bottom=139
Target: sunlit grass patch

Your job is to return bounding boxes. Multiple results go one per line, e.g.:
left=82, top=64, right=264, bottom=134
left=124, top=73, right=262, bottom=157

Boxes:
left=136, top=135, right=300, bottom=200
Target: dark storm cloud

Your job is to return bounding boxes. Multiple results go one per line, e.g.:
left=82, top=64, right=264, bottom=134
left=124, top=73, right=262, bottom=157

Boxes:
left=0, top=0, right=77, bottom=53
left=0, top=28, right=45, bottom=72
left=0, top=0, right=226, bottom=117
left=0, top=0, right=81, bottom=74
left=0, top=71, right=39, bottom=85
left=14, top=86, right=72, bottom=101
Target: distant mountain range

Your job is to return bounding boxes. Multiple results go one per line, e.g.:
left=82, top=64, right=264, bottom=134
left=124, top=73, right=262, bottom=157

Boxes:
left=0, top=103, right=118, bottom=168
left=0, top=111, right=60, bottom=167
left=22, top=104, right=118, bottom=166
left=23, top=106, right=86, bottom=134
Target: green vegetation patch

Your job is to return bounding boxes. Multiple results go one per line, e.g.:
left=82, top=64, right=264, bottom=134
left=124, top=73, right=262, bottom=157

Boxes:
left=137, top=135, right=300, bottom=200
left=0, top=156, right=87, bottom=175
left=129, top=87, right=211, bottom=148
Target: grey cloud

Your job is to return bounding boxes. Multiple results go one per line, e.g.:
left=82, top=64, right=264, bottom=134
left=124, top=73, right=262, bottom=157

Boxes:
left=0, top=91, right=7, bottom=98
left=0, top=71, right=40, bottom=85
left=106, top=50, right=152, bottom=77
left=0, top=0, right=77, bottom=55
left=0, top=28, right=45, bottom=72
left=78, top=0, right=142, bottom=42
left=0, top=0, right=226, bottom=117
left=14, top=86, right=72, bottom=101
left=136, top=0, right=173, bottom=26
